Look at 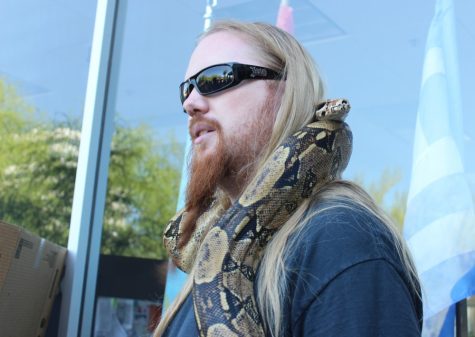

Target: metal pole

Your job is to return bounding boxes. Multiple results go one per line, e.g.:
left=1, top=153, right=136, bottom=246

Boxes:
left=58, top=0, right=120, bottom=335
left=456, top=299, right=468, bottom=337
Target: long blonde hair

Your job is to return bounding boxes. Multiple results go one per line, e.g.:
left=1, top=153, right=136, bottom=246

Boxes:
left=154, top=21, right=419, bottom=337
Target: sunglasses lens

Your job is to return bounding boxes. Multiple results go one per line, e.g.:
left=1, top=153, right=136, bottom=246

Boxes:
left=197, top=65, right=234, bottom=94
left=180, top=81, right=192, bottom=103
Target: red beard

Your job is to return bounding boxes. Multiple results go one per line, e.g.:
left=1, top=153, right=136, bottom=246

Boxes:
left=179, top=96, right=276, bottom=246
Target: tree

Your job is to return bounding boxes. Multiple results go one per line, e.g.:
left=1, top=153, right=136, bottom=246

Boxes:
left=0, top=78, right=183, bottom=259
left=101, top=126, right=183, bottom=258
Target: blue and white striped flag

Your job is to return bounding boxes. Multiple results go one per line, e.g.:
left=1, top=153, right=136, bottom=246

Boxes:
left=404, top=0, right=475, bottom=336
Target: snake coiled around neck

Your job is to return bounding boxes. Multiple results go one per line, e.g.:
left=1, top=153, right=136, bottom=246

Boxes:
left=164, top=98, right=352, bottom=337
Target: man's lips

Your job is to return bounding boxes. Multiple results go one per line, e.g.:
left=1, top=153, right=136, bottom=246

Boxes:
left=194, top=130, right=215, bottom=144
left=190, top=122, right=217, bottom=144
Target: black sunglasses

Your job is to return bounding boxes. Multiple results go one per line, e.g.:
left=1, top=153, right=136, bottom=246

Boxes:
left=179, top=62, right=283, bottom=107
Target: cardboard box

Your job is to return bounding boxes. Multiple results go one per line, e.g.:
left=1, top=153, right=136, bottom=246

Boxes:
left=0, top=220, right=67, bottom=337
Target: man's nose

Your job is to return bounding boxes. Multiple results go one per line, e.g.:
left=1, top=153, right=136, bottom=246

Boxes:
left=183, top=89, right=209, bottom=117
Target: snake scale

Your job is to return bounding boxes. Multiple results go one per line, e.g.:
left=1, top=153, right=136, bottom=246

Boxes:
left=164, top=98, right=352, bottom=337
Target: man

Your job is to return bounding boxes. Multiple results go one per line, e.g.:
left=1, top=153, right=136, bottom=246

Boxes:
left=155, top=21, right=422, bottom=337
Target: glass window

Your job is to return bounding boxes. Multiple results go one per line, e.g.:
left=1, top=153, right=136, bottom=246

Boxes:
left=0, top=1, right=97, bottom=246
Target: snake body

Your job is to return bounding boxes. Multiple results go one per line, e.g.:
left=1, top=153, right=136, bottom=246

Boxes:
left=164, top=99, right=352, bottom=337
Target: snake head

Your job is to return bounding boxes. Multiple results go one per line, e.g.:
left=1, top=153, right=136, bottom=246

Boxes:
left=315, top=98, right=350, bottom=122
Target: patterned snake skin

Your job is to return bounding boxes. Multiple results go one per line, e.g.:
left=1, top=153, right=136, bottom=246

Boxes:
left=164, top=99, right=352, bottom=337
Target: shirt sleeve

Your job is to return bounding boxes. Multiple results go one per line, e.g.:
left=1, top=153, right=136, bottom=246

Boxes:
left=293, top=258, right=422, bottom=337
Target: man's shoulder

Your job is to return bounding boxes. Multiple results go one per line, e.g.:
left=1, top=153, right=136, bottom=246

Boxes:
left=306, top=198, right=398, bottom=252
left=286, top=198, right=403, bottom=282
left=281, top=198, right=422, bottom=334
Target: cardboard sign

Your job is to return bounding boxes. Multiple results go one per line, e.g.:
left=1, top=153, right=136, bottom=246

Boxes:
left=0, top=221, right=66, bottom=337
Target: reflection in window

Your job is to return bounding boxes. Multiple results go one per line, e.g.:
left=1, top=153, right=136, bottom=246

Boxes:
left=0, top=2, right=96, bottom=245
left=0, top=78, right=81, bottom=245
left=101, top=125, right=182, bottom=259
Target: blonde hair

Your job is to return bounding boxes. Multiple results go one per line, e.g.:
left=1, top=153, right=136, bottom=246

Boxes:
left=154, top=21, right=419, bottom=337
